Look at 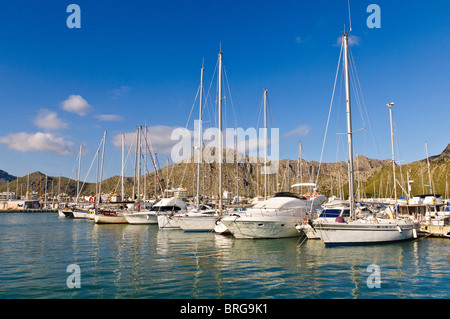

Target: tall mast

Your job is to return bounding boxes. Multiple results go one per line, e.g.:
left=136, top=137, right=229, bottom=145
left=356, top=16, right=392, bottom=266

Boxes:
left=133, top=127, right=139, bottom=201
left=425, top=141, right=433, bottom=194
left=387, top=102, right=397, bottom=206
left=218, top=50, right=223, bottom=215
left=343, top=33, right=356, bottom=219
left=264, top=88, right=268, bottom=199
left=197, top=63, right=204, bottom=207
left=121, top=133, right=125, bottom=201
left=76, top=144, right=82, bottom=205
left=98, top=130, right=107, bottom=206
left=137, top=125, right=142, bottom=210
left=299, top=140, right=302, bottom=194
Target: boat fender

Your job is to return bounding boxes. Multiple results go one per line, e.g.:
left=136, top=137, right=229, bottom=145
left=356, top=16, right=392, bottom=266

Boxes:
left=396, top=225, right=402, bottom=233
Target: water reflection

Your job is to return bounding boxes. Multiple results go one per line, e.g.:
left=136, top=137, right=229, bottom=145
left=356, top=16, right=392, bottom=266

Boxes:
left=0, top=214, right=449, bottom=299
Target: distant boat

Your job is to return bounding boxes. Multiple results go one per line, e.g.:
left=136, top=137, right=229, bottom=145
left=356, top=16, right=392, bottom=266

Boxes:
left=298, top=200, right=351, bottom=239
left=58, top=206, right=73, bottom=218
left=155, top=197, right=189, bottom=230
left=94, top=210, right=128, bottom=224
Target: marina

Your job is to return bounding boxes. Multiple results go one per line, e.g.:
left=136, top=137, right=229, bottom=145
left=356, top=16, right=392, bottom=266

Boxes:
left=0, top=1, right=449, bottom=303
left=0, top=212, right=448, bottom=299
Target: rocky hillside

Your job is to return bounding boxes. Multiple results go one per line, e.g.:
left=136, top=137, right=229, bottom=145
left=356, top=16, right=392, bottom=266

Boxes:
left=1, top=143, right=448, bottom=200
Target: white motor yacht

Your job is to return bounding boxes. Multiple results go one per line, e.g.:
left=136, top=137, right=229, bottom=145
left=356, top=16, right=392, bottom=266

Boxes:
left=220, top=192, right=324, bottom=239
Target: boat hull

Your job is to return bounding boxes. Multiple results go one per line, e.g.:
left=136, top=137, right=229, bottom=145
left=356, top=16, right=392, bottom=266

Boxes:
left=58, top=209, right=73, bottom=218
left=124, top=212, right=158, bottom=224
left=72, top=210, right=89, bottom=219
left=221, top=216, right=302, bottom=239
left=176, top=215, right=219, bottom=232
left=157, top=214, right=181, bottom=230
left=315, top=220, right=419, bottom=246
left=94, top=213, right=128, bottom=224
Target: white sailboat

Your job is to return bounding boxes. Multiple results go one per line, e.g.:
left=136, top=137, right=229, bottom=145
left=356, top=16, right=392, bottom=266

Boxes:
left=313, top=33, right=419, bottom=246
left=123, top=126, right=156, bottom=225
left=177, top=52, right=223, bottom=232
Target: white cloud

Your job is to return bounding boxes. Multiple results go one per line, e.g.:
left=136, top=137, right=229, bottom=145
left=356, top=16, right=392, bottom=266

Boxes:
left=34, top=109, right=68, bottom=130
left=284, top=125, right=310, bottom=137
left=113, top=125, right=193, bottom=156
left=95, top=114, right=123, bottom=122
left=0, top=132, right=73, bottom=156
left=111, top=86, right=131, bottom=99
left=61, top=95, right=92, bottom=116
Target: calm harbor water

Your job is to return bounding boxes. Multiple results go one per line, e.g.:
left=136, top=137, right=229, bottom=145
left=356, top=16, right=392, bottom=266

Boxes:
left=0, top=213, right=448, bottom=299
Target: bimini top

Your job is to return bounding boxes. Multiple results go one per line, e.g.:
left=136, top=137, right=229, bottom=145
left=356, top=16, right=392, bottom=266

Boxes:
left=153, top=197, right=188, bottom=209
left=273, top=192, right=306, bottom=200
left=253, top=194, right=308, bottom=210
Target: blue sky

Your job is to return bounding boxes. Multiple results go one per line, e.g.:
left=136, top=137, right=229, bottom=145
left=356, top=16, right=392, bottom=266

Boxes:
left=0, top=0, right=449, bottom=182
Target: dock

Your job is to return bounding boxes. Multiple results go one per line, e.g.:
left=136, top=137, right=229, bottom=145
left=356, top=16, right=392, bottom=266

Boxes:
left=419, top=224, right=450, bottom=238
left=0, top=209, right=57, bottom=213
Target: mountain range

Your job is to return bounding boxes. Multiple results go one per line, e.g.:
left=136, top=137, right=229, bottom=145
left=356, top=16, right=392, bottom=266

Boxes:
left=1, top=143, right=448, bottom=200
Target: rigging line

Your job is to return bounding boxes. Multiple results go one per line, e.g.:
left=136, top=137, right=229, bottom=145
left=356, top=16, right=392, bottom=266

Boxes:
left=348, top=49, right=368, bottom=155
left=142, top=131, right=165, bottom=194
left=185, top=86, right=200, bottom=130
left=335, top=62, right=345, bottom=163
left=77, top=138, right=103, bottom=198
left=349, top=48, right=381, bottom=159
left=112, top=133, right=137, bottom=194
left=223, top=65, right=238, bottom=128
left=315, top=40, right=343, bottom=187
left=203, top=58, right=218, bottom=131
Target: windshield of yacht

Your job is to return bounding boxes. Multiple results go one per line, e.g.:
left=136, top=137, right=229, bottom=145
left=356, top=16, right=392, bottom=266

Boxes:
left=151, top=206, right=182, bottom=212
left=319, top=209, right=350, bottom=218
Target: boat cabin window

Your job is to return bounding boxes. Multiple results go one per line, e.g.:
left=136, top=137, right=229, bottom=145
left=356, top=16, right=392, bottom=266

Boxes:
left=319, top=209, right=341, bottom=218
left=151, top=206, right=182, bottom=211
left=342, top=209, right=350, bottom=217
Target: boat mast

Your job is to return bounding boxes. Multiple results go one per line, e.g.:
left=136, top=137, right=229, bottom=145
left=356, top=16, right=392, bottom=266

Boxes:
left=76, top=144, right=82, bottom=206
left=425, top=141, right=433, bottom=194
left=299, top=141, right=302, bottom=194
left=197, top=63, right=204, bottom=207
left=343, top=33, right=356, bottom=220
left=387, top=102, right=397, bottom=207
left=98, top=130, right=107, bottom=206
left=218, top=50, right=223, bottom=215
left=264, top=88, right=268, bottom=199
left=137, top=125, right=142, bottom=211
left=121, top=133, right=125, bottom=201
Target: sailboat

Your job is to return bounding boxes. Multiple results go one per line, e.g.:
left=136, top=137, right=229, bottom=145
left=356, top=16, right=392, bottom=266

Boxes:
left=123, top=126, right=157, bottom=224
left=94, top=130, right=129, bottom=224
left=313, top=33, right=419, bottom=246
left=176, top=52, right=224, bottom=232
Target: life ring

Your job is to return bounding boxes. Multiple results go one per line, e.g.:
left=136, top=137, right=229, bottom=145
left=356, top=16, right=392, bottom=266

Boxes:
left=313, top=192, right=319, bottom=197
left=304, top=192, right=311, bottom=200
left=302, top=217, right=307, bottom=225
